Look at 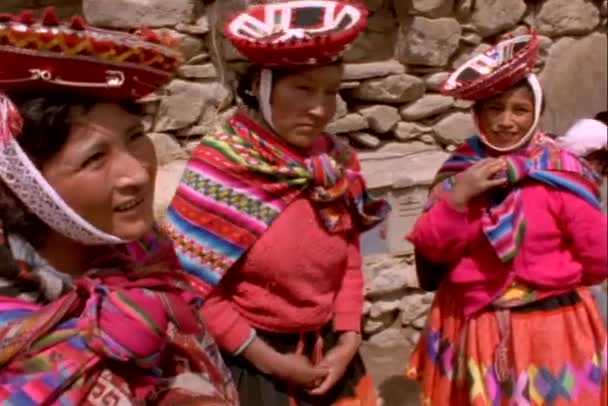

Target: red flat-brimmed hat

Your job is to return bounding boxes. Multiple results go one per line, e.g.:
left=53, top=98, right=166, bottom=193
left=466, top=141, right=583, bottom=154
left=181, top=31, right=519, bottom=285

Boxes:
left=442, top=31, right=540, bottom=101
left=224, top=0, right=367, bottom=67
left=0, top=7, right=183, bottom=101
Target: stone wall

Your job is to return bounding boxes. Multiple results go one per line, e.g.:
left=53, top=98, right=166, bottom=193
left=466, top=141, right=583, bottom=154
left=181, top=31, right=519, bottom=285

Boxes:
left=2, top=0, right=607, bottom=349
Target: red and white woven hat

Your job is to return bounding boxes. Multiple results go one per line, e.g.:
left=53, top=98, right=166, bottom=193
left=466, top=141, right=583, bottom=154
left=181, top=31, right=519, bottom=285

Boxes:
left=224, top=0, right=367, bottom=67
left=442, top=32, right=539, bottom=101
left=0, top=7, right=183, bottom=100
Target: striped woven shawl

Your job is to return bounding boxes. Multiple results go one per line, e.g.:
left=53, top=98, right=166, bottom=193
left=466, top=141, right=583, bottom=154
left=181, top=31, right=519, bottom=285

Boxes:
left=428, top=133, right=602, bottom=262
left=164, top=113, right=390, bottom=299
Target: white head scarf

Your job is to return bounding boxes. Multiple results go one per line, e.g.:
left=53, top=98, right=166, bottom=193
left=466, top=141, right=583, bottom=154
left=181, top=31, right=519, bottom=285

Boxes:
left=474, top=73, right=544, bottom=152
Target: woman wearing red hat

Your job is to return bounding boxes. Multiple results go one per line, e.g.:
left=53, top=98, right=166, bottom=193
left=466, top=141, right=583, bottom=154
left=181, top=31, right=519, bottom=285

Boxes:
left=406, top=33, right=607, bottom=404
left=0, top=8, right=238, bottom=405
left=164, top=1, right=388, bottom=405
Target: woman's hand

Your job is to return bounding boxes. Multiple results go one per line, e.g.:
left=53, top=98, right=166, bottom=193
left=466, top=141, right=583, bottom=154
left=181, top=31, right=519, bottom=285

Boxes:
left=242, top=337, right=327, bottom=390
left=273, top=353, right=328, bottom=390
left=308, top=332, right=361, bottom=396
left=450, top=158, right=507, bottom=209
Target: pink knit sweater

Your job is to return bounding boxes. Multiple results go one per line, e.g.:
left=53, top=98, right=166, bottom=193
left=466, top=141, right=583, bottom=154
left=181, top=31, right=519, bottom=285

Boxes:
left=408, top=183, right=607, bottom=317
left=201, top=196, right=363, bottom=353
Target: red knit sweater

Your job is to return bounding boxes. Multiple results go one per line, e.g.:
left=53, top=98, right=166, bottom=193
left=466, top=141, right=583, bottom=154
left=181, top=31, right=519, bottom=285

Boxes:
left=201, top=196, right=364, bottom=353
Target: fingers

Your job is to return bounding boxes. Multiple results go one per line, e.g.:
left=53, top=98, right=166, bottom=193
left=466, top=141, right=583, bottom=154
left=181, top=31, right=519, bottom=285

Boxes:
left=308, top=373, right=336, bottom=396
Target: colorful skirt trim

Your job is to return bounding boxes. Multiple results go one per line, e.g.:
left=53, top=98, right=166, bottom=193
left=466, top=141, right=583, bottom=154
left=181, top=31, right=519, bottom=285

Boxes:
left=407, top=285, right=607, bottom=405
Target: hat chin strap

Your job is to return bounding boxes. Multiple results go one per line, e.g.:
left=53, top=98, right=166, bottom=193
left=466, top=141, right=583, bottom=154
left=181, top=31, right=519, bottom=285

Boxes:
left=477, top=74, right=543, bottom=152
left=259, top=68, right=277, bottom=132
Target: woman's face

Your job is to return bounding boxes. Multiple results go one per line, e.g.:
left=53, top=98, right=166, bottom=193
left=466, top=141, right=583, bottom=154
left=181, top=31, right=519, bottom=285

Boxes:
left=476, top=85, right=536, bottom=149
left=41, top=103, right=156, bottom=241
left=269, top=64, right=342, bottom=148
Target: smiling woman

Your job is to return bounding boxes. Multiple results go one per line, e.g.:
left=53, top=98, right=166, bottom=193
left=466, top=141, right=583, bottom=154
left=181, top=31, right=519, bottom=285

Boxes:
left=0, top=8, right=237, bottom=405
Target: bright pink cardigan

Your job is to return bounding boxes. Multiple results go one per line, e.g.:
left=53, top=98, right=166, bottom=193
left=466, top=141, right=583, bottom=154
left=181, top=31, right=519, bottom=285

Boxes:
left=408, top=183, right=607, bottom=317
left=201, top=196, right=363, bottom=354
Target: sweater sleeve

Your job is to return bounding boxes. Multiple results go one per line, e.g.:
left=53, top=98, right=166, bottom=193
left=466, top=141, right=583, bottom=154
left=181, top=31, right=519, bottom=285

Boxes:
left=201, top=285, right=256, bottom=355
left=560, top=191, right=608, bottom=285
left=406, top=197, right=471, bottom=264
left=333, top=236, right=364, bottom=332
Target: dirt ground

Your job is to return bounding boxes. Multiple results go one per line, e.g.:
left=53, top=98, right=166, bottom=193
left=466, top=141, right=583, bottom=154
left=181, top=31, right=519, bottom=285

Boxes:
left=360, top=343, right=421, bottom=406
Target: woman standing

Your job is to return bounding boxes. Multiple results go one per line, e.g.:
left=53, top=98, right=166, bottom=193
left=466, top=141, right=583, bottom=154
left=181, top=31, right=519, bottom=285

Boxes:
left=0, top=9, right=237, bottom=405
left=406, top=32, right=607, bottom=405
left=165, top=1, right=388, bottom=405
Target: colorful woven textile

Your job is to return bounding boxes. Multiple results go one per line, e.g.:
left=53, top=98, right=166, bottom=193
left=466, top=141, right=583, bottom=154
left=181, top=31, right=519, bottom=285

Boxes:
left=427, top=133, right=602, bottom=262
left=407, top=284, right=607, bottom=405
left=0, top=225, right=238, bottom=405
left=165, top=112, right=389, bottom=298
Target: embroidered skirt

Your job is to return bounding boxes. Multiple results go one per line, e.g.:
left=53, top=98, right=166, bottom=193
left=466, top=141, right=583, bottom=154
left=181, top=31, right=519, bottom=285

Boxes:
left=407, top=286, right=607, bottom=405
left=222, top=325, right=378, bottom=406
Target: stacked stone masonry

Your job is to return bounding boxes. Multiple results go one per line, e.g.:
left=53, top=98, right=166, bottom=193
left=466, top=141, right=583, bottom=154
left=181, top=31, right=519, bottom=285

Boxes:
left=1, top=0, right=606, bottom=350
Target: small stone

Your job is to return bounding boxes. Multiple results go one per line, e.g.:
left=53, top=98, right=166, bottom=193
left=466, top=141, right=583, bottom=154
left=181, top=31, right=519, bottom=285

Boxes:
left=433, top=112, right=476, bottom=145
left=83, top=0, right=195, bottom=28
left=412, top=314, right=428, bottom=329
left=185, top=53, right=211, bottom=65
left=400, top=94, right=455, bottom=120
left=404, top=327, right=422, bottom=346
left=370, top=298, right=403, bottom=318
left=154, top=160, right=188, bottom=222
left=424, top=72, right=450, bottom=91
left=455, top=0, right=474, bottom=20
left=343, top=60, right=406, bottom=81
left=343, top=8, right=398, bottom=62
left=154, top=29, right=205, bottom=60
left=349, top=132, right=382, bottom=148
left=364, top=313, right=395, bottom=335
left=452, top=43, right=493, bottom=69
left=420, top=134, right=436, bottom=144
left=175, top=15, right=210, bottom=35
left=368, top=327, right=408, bottom=347
left=366, top=264, right=419, bottom=298
left=454, top=99, right=475, bottom=109
left=177, top=63, right=218, bottom=79
left=358, top=105, right=401, bottom=133
left=350, top=74, right=426, bottom=104
left=364, top=301, right=372, bottom=315
left=334, top=95, right=349, bottom=120
left=155, top=80, right=230, bottom=132
left=401, top=292, right=434, bottom=325
left=406, top=0, right=455, bottom=18
left=393, top=122, right=432, bottom=141
left=326, top=114, right=368, bottom=134
left=396, top=17, right=462, bottom=67
left=536, top=0, right=601, bottom=36
left=340, top=81, right=361, bottom=90
left=471, top=0, right=527, bottom=38
left=148, top=133, right=187, bottom=166
left=461, top=32, right=482, bottom=46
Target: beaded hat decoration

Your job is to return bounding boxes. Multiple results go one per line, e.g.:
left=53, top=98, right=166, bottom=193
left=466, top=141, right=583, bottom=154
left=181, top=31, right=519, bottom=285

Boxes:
left=442, top=32, right=539, bottom=101
left=0, top=7, right=182, bottom=100
left=224, top=0, right=367, bottom=67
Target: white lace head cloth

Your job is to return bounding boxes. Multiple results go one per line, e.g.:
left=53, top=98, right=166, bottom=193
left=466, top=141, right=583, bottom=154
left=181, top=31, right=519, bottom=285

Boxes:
left=442, top=32, right=542, bottom=152
left=0, top=8, right=182, bottom=245
left=224, top=0, right=368, bottom=129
